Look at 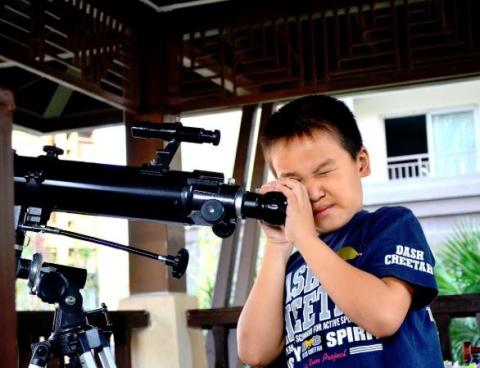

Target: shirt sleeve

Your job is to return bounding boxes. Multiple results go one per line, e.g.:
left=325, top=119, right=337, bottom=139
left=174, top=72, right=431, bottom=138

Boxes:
left=358, top=206, right=438, bottom=309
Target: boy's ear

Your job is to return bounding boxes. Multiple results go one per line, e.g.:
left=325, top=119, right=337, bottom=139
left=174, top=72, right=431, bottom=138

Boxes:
left=357, top=146, right=371, bottom=177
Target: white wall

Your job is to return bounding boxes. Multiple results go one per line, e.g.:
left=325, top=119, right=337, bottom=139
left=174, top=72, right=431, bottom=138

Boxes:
left=348, top=78, right=480, bottom=251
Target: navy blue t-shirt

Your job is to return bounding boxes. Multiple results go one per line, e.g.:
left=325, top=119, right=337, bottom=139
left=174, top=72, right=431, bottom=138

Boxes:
left=283, top=206, right=444, bottom=368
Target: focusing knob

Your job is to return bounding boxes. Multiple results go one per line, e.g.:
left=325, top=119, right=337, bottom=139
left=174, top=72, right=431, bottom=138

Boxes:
left=43, top=145, right=64, bottom=158
left=172, top=248, right=189, bottom=279
left=200, top=199, right=225, bottom=223
left=212, top=222, right=236, bottom=238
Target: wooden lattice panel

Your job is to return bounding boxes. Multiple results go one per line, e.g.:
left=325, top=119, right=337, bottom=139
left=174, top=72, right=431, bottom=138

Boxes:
left=169, top=0, right=480, bottom=111
left=406, top=0, right=479, bottom=67
left=0, top=0, right=138, bottom=110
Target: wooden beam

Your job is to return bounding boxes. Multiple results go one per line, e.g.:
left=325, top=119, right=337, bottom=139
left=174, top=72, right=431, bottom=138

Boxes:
left=175, top=70, right=480, bottom=113
left=233, top=102, right=273, bottom=306
left=206, top=104, right=258, bottom=368
left=42, top=67, right=80, bottom=119
left=161, top=0, right=341, bottom=33
left=0, top=87, right=17, bottom=367
left=211, top=105, right=257, bottom=308
left=14, top=108, right=123, bottom=133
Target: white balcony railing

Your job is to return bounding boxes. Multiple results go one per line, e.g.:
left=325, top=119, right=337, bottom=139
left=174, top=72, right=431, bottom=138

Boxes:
left=387, top=150, right=479, bottom=180
left=387, top=153, right=430, bottom=180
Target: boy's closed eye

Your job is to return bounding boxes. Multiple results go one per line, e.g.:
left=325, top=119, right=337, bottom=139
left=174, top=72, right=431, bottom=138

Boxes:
left=314, top=169, right=334, bottom=176
left=288, top=176, right=303, bottom=182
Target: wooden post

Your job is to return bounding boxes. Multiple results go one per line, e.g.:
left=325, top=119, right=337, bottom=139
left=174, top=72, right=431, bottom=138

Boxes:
left=206, top=105, right=258, bottom=368
left=211, top=105, right=258, bottom=308
left=229, top=103, right=273, bottom=368
left=233, top=102, right=273, bottom=306
left=0, top=88, right=18, bottom=367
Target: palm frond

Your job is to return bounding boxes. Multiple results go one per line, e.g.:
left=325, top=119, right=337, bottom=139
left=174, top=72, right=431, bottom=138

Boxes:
left=433, top=220, right=480, bottom=363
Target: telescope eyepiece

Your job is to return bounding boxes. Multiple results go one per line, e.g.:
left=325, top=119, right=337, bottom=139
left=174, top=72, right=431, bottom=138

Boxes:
left=241, top=191, right=287, bottom=226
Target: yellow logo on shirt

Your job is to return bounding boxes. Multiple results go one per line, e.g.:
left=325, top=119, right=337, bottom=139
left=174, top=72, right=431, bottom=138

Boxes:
left=337, top=246, right=362, bottom=261
left=303, top=337, right=316, bottom=349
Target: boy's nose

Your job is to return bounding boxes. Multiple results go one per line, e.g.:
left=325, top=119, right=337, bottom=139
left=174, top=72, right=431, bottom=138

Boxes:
left=306, top=182, right=325, bottom=203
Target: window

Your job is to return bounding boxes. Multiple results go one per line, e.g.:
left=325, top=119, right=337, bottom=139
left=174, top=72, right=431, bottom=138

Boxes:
left=385, top=115, right=429, bottom=179
left=427, top=109, right=478, bottom=177
left=385, top=107, right=479, bottom=180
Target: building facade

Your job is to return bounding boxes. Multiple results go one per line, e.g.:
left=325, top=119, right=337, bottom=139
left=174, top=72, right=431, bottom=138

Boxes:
left=352, top=78, right=480, bottom=252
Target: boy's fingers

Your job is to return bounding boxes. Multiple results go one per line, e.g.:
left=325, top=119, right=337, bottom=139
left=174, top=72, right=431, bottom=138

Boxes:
left=258, top=182, right=276, bottom=194
left=276, top=178, right=308, bottom=203
left=277, top=178, right=303, bottom=192
left=271, top=182, right=295, bottom=201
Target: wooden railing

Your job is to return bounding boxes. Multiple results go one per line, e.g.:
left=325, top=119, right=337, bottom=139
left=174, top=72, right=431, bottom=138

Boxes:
left=18, top=310, right=149, bottom=368
left=430, top=294, right=480, bottom=361
left=187, top=294, right=480, bottom=367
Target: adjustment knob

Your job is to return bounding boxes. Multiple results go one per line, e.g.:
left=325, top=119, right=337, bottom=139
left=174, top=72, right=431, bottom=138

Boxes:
left=43, top=145, right=64, bottom=158
left=200, top=199, right=225, bottom=223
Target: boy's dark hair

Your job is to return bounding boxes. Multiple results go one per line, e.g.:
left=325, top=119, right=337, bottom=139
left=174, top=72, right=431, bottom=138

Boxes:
left=260, top=95, right=363, bottom=160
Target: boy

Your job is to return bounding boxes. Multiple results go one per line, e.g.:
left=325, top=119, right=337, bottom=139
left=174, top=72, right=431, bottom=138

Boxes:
left=236, top=95, right=444, bottom=367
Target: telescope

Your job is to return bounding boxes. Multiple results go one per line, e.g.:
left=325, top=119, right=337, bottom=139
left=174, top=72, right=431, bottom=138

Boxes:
left=13, top=122, right=287, bottom=367
left=13, top=121, right=287, bottom=277
left=14, top=121, right=287, bottom=238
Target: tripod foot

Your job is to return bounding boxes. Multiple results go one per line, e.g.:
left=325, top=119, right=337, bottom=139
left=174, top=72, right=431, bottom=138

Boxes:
left=29, top=341, right=51, bottom=368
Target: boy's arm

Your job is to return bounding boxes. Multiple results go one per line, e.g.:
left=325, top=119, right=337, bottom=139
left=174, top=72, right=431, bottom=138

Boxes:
left=272, top=178, right=414, bottom=338
left=237, top=242, right=289, bottom=366
left=298, top=237, right=414, bottom=338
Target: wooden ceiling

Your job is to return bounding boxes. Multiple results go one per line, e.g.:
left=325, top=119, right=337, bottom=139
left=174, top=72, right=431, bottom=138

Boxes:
left=1, top=0, right=480, bottom=131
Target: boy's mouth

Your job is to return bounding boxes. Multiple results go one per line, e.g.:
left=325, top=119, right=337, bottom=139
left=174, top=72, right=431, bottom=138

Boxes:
left=313, top=205, right=333, bottom=216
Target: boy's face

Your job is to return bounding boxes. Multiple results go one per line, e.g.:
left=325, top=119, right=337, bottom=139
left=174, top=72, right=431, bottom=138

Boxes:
left=267, top=129, right=370, bottom=234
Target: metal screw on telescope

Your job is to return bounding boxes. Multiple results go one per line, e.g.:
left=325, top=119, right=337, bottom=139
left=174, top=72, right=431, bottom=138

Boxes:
left=65, top=295, right=76, bottom=306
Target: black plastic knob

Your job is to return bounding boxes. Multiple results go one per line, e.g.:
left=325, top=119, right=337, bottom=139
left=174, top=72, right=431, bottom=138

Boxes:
left=43, top=145, right=64, bottom=158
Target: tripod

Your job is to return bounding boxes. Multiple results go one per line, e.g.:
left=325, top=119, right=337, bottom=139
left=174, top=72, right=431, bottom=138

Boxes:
left=18, top=253, right=117, bottom=368
left=29, top=318, right=116, bottom=368
left=15, top=205, right=188, bottom=367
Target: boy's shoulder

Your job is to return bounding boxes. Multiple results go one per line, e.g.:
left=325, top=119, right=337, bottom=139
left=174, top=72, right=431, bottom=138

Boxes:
left=368, top=205, right=415, bottom=223
left=358, top=206, right=418, bottom=240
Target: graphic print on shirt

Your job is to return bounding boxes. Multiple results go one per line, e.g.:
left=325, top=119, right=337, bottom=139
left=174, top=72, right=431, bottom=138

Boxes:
left=284, top=264, right=383, bottom=367
left=384, top=245, right=434, bottom=274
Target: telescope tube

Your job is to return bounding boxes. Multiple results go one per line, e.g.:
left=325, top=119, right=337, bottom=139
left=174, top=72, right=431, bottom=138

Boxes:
left=13, top=153, right=286, bottom=228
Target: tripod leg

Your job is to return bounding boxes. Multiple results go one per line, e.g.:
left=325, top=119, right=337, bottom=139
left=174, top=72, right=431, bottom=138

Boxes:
left=76, top=332, right=99, bottom=368
left=97, top=332, right=117, bottom=368
left=93, top=330, right=116, bottom=368
left=29, top=341, right=51, bottom=368
left=78, top=329, right=120, bottom=368
left=98, top=348, right=116, bottom=368
left=78, top=351, right=98, bottom=368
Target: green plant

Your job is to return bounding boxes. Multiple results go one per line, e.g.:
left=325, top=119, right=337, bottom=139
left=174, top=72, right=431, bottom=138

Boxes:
left=434, top=222, right=480, bottom=363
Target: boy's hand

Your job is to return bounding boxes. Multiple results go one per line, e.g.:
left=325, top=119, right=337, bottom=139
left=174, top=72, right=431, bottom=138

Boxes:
left=269, top=178, right=319, bottom=245
left=258, top=182, right=293, bottom=257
